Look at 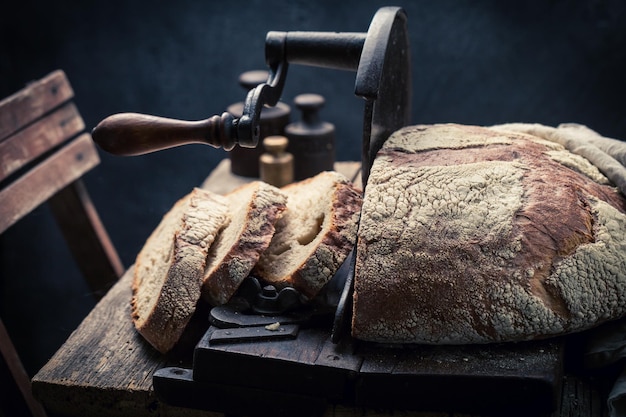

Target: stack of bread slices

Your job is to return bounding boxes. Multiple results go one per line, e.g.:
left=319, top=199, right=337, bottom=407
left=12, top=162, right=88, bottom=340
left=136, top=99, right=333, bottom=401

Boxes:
left=131, top=171, right=362, bottom=353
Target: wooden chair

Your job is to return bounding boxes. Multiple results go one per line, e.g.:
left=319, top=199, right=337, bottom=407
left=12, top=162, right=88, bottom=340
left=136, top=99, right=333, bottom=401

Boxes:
left=0, top=70, right=124, bottom=417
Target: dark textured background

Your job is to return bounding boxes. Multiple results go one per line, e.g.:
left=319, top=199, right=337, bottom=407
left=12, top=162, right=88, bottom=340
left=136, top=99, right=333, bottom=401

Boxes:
left=1, top=0, right=625, bottom=376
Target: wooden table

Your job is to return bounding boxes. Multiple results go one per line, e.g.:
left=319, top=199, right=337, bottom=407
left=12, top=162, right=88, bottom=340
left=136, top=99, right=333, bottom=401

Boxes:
left=32, top=160, right=613, bottom=417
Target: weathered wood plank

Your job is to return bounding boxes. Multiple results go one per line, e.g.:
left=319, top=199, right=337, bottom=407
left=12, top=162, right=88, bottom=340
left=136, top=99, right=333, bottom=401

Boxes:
left=335, top=161, right=361, bottom=186
left=558, top=374, right=610, bottom=417
left=201, top=158, right=362, bottom=194
left=31, top=268, right=220, bottom=417
left=0, top=70, right=73, bottom=141
left=35, top=274, right=507, bottom=417
left=0, top=133, right=99, bottom=234
left=200, top=159, right=254, bottom=194
left=0, top=102, right=84, bottom=182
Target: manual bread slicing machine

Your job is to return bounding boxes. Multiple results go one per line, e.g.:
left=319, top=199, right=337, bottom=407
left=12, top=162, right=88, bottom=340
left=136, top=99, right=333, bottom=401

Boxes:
left=92, top=7, right=563, bottom=417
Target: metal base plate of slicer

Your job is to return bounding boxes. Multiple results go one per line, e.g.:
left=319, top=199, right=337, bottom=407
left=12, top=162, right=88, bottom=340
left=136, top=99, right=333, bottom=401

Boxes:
left=154, top=304, right=563, bottom=417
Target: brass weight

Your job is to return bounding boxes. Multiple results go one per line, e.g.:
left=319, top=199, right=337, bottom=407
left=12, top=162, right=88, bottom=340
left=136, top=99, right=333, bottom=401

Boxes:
left=259, top=136, right=294, bottom=187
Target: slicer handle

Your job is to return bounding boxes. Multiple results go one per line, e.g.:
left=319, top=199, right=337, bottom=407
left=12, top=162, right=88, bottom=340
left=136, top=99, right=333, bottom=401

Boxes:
left=91, top=112, right=240, bottom=156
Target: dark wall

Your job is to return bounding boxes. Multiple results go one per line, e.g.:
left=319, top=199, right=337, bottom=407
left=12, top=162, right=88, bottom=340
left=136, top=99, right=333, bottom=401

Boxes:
left=1, top=0, right=625, bottom=375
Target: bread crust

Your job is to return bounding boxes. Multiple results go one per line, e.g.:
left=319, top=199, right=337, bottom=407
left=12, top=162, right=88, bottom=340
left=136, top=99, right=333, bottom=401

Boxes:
left=201, top=181, right=287, bottom=305
left=254, top=171, right=363, bottom=300
left=131, top=188, right=229, bottom=353
left=288, top=178, right=362, bottom=298
left=352, top=124, right=626, bottom=344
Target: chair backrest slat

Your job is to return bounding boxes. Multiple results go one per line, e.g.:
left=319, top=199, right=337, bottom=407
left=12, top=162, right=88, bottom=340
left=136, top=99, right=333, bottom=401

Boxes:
left=0, top=70, right=74, bottom=142
left=0, top=133, right=99, bottom=234
left=0, top=102, right=85, bottom=182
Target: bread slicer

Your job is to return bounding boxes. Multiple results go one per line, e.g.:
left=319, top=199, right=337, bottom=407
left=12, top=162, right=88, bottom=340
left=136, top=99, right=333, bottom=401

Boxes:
left=92, top=4, right=409, bottom=349
left=92, top=7, right=563, bottom=416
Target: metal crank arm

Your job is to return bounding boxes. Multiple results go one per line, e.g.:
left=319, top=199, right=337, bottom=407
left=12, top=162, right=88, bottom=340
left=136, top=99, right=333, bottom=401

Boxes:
left=91, top=7, right=409, bottom=160
left=91, top=60, right=288, bottom=155
left=91, top=28, right=365, bottom=156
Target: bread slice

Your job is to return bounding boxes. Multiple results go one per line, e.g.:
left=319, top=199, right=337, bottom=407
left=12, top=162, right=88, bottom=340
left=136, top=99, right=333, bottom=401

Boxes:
left=131, top=188, right=229, bottom=353
left=201, top=181, right=288, bottom=305
left=253, top=171, right=362, bottom=300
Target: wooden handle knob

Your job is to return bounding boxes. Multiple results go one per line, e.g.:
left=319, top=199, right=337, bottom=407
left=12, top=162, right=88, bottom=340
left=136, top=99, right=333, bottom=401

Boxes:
left=91, top=112, right=238, bottom=156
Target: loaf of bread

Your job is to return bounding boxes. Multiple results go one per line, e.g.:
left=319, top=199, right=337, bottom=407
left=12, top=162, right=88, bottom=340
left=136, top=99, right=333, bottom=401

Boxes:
left=201, top=181, right=287, bottom=305
left=254, top=171, right=363, bottom=300
left=352, top=123, right=626, bottom=344
left=131, top=188, right=229, bottom=353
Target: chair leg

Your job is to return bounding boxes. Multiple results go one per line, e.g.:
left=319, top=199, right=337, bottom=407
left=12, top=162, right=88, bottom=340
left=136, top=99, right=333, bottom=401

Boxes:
left=0, top=318, right=48, bottom=417
left=48, top=179, right=124, bottom=300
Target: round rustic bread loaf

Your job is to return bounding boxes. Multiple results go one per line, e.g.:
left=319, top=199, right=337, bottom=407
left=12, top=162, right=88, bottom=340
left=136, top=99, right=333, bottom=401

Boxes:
left=352, top=123, right=626, bottom=344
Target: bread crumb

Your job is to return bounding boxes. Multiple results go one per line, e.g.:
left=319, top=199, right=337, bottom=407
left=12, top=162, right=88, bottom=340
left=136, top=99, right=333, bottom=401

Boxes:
left=265, top=322, right=281, bottom=331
